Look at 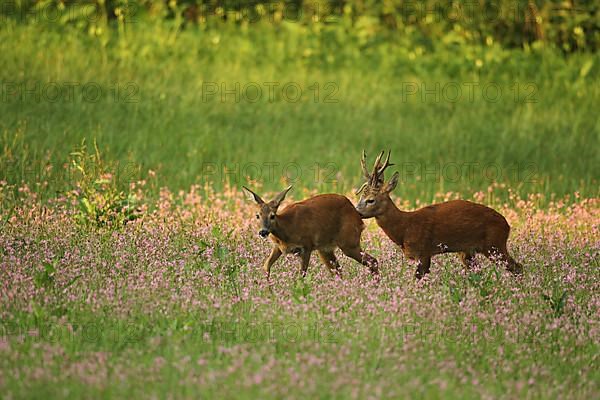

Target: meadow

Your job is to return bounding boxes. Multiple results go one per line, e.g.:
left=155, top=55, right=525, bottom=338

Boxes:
left=1, top=184, right=599, bottom=398
left=1, top=20, right=599, bottom=201
left=1, top=3, right=600, bottom=399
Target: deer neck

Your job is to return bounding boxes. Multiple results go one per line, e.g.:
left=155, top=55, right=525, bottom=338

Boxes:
left=375, top=196, right=409, bottom=245
left=270, top=215, right=292, bottom=243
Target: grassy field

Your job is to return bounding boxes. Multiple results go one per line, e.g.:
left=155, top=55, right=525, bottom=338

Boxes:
left=1, top=22, right=599, bottom=203
left=1, top=16, right=599, bottom=400
left=1, top=186, right=598, bottom=398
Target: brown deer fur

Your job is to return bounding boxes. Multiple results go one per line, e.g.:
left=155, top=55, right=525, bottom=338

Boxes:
left=355, top=151, right=522, bottom=279
left=243, top=186, right=378, bottom=279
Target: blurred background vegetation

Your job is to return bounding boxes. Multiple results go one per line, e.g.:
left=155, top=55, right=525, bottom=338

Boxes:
left=3, top=0, right=598, bottom=51
left=0, top=0, right=598, bottom=205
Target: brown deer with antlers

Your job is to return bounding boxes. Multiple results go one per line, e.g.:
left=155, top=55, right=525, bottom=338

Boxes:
left=243, top=186, right=378, bottom=279
left=355, top=151, right=522, bottom=279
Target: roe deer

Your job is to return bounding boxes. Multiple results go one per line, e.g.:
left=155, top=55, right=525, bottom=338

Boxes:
left=355, top=151, right=522, bottom=279
left=243, top=185, right=378, bottom=279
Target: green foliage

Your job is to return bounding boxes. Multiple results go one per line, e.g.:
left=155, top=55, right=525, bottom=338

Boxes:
left=542, top=289, right=568, bottom=318
left=34, top=261, right=56, bottom=289
left=3, top=0, right=599, bottom=51
left=68, top=140, right=141, bottom=228
left=447, top=284, right=464, bottom=304
left=292, top=277, right=313, bottom=303
left=467, top=269, right=498, bottom=299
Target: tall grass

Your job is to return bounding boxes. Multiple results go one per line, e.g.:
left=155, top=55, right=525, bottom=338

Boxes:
left=0, top=21, right=598, bottom=203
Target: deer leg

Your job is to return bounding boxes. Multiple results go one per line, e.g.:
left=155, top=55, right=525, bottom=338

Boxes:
left=299, top=250, right=312, bottom=278
left=263, top=246, right=282, bottom=279
left=318, top=250, right=342, bottom=277
left=500, top=251, right=523, bottom=275
left=459, top=252, right=476, bottom=270
left=340, top=246, right=379, bottom=276
left=415, top=257, right=431, bottom=280
left=485, top=247, right=523, bottom=275
left=362, top=251, right=379, bottom=276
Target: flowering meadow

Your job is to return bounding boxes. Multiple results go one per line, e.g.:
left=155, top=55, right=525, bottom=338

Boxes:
left=1, top=179, right=598, bottom=399
left=2, top=1, right=599, bottom=397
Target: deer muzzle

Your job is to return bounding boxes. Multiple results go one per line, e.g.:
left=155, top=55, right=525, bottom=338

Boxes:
left=259, top=229, right=270, bottom=238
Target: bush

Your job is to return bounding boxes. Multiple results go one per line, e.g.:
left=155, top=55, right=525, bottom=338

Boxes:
left=2, top=0, right=598, bottom=51
left=68, top=140, right=142, bottom=228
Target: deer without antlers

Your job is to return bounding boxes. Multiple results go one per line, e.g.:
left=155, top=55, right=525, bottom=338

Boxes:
left=243, top=186, right=378, bottom=279
left=356, top=151, right=523, bottom=279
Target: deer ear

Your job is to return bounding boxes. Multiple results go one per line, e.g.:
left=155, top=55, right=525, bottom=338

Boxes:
left=271, top=185, right=293, bottom=208
left=383, top=172, right=399, bottom=193
left=242, top=186, right=264, bottom=204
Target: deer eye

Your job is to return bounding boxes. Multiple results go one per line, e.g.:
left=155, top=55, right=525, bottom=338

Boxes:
left=366, top=199, right=375, bottom=204
left=269, top=214, right=275, bottom=220
left=255, top=214, right=259, bottom=219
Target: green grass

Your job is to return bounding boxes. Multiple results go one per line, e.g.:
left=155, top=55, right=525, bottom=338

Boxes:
left=0, top=22, right=598, bottom=204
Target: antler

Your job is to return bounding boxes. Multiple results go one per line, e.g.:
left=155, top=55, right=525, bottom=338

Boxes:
left=376, top=150, right=394, bottom=177
left=371, top=151, right=384, bottom=177
left=360, top=150, right=370, bottom=179
left=358, top=150, right=394, bottom=192
left=370, top=150, right=394, bottom=183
